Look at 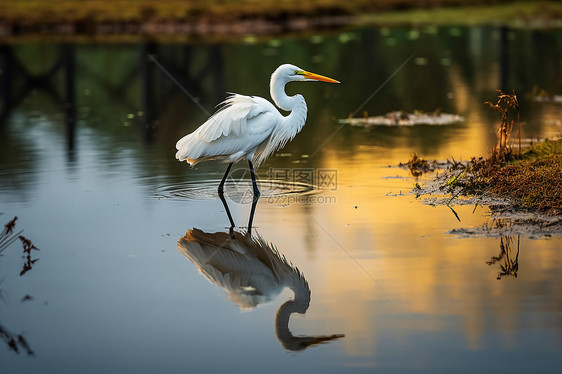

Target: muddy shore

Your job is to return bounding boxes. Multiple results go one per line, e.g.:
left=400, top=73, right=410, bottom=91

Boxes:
left=404, top=139, right=562, bottom=239
left=414, top=174, right=562, bottom=239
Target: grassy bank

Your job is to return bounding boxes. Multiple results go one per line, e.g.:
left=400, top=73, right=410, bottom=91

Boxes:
left=0, top=1, right=561, bottom=36
left=407, top=138, right=562, bottom=216
left=460, top=139, right=562, bottom=214
left=359, top=1, right=562, bottom=26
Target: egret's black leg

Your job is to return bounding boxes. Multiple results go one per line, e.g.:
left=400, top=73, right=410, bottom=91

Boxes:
left=218, top=162, right=233, bottom=195
left=248, top=160, right=260, bottom=197
left=219, top=192, right=236, bottom=238
left=247, top=195, right=259, bottom=236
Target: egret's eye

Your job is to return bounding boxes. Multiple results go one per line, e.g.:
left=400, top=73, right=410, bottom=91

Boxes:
left=294, top=70, right=299, bottom=75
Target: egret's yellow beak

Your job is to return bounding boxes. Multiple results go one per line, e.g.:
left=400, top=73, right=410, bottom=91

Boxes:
left=301, top=70, right=340, bottom=83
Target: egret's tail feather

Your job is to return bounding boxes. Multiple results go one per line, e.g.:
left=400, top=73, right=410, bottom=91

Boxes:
left=176, top=133, right=203, bottom=165
left=175, top=138, right=216, bottom=166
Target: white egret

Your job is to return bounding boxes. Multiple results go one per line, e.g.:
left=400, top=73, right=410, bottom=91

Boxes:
left=175, top=63, right=339, bottom=196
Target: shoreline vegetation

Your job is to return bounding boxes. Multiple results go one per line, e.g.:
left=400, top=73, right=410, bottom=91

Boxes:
left=461, top=138, right=561, bottom=214
left=405, top=90, right=561, bottom=220
left=408, top=138, right=562, bottom=214
left=406, top=137, right=562, bottom=238
left=1, top=1, right=562, bottom=39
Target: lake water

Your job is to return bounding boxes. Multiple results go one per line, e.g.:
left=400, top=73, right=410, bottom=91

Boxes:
left=1, top=25, right=561, bottom=373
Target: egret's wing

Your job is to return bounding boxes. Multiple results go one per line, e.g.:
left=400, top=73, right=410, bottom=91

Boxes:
left=194, top=95, right=255, bottom=142
left=177, top=94, right=273, bottom=144
left=201, top=264, right=275, bottom=309
left=175, top=94, right=279, bottom=164
left=177, top=230, right=281, bottom=308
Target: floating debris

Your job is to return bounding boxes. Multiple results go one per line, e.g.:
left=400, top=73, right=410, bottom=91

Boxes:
left=531, top=94, right=562, bottom=103
left=399, top=153, right=466, bottom=177
left=448, top=215, right=562, bottom=239
left=340, top=110, right=464, bottom=127
left=527, top=87, right=562, bottom=104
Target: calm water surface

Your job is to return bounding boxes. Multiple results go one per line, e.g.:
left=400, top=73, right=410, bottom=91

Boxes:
left=1, top=26, right=561, bottom=373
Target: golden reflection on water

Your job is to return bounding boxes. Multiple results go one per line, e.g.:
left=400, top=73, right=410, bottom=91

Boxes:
left=255, top=143, right=561, bottom=357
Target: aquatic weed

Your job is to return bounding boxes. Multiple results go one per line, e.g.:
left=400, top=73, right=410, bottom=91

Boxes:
left=484, top=89, right=520, bottom=163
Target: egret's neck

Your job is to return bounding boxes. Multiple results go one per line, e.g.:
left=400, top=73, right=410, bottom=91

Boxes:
left=270, top=74, right=308, bottom=131
left=252, top=70, right=309, bottom=167
left=274, top=275, right=311, bottom=350
left=274, top=266, right=344, bottom=351
left=283, top=272, right=311, bottom=311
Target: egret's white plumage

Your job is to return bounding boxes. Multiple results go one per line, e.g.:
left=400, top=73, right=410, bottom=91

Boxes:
left=178, top=228, right=305, bottom=309
left=175, top=64, right=339, bottom=194
left=175, top=94, right=279, bottom=166
left=177, top=225, right=345, bottom=350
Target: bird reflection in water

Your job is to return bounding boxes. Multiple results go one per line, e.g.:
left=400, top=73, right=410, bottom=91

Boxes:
left=177, top=197, right=344, bottom=351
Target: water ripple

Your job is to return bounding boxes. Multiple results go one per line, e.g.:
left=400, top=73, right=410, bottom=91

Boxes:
left=154, top=179, right=316, bottom=201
